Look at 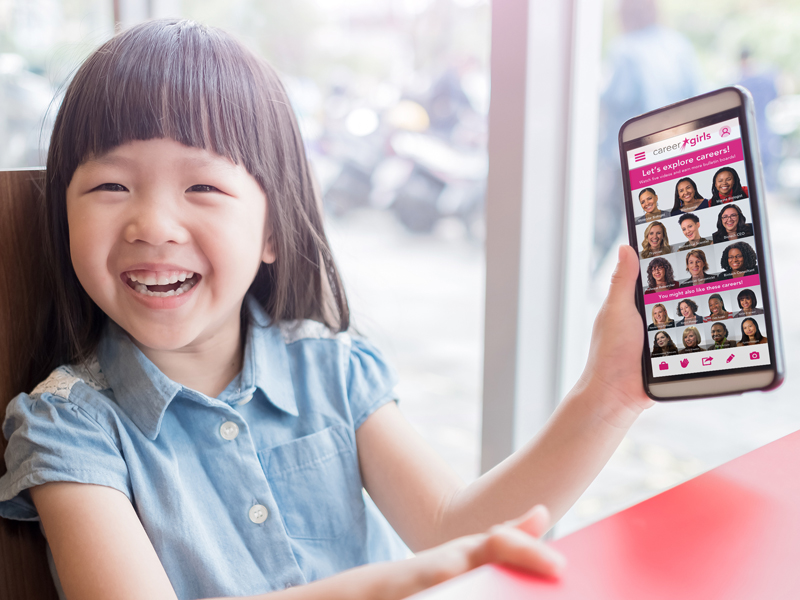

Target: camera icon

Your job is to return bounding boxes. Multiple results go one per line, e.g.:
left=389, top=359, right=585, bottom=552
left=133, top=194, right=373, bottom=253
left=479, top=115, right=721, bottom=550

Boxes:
left=749, top=351, right=760, bottom=360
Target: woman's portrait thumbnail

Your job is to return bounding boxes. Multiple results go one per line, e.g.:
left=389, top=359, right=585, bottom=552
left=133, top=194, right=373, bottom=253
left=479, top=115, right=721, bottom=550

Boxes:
left=635, top=187, right=672, bottom=224
left=651, top=330, right=679, bottom=357
left=733, top=288, right=765, bottom=318
left=679, top=326, right=704, bottom=354
left=676, top=298, right=704, bottom=326
left=712, top=203, right=753, bottom=243
left=677, top=213, right=713, bottom=251
left=643, top=256, right=679, bottom=295
left=648, top=303, right=675, bottom=331
left=738, top=317, right=768, bottom=346
left=717, top=241, right=759, bottom=280
left=671, top=177, right=709, bottom=215
left=707, top=293, right=732, bottom=321
left=640, top=221, right=672, bottom=259
left=679, top=249, right=714, bottom=288
left=707, top=321, right=737, bottom=351
left=710, top=166, right=749, bottom=205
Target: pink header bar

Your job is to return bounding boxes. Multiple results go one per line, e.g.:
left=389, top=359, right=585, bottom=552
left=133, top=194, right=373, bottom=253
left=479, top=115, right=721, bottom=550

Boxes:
left=630, top=140, right=744, bottom=189
left=644, top=274, right=760, bottom=305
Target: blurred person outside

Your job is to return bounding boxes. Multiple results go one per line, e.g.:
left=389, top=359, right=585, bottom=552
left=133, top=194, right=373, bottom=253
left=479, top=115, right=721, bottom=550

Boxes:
left=594, top=0, right=702, bottom=271
left=736, top=48, right=780, bottom=190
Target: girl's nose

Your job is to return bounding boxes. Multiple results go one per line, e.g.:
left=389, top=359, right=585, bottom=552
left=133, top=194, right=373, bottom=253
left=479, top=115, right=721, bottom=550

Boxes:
left=124, top=198, right=190, bottom=246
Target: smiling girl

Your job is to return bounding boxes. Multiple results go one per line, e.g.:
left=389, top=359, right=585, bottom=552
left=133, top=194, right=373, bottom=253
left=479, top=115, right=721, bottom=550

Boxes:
left=0, top=19, right=653, bottom=600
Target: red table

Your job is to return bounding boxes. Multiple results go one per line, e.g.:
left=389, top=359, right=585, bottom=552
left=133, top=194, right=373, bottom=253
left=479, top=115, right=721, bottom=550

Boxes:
left=411, top=429, right=800, bottom=599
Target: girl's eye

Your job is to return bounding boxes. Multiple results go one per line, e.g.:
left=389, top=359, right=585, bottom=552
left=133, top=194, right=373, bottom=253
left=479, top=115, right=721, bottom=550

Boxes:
left=94, top=183, right=127, bottom=192
left=187, top=184, right=220, bottom=193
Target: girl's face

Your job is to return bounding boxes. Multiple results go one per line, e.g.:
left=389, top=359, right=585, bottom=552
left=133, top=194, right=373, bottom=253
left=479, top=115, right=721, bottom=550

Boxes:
left=647, top=226, right=664, bottom=248
left=684, top=331, right=697, bottom=347
left=721, top=208, right=739, bottom=231
left=656, top=332, right=668, bottom=347
left=653, top=305, right=667, bottom=323
left=728, top=248, right=744, bottom=270
left=687, top=255, right=704, bottom=276
left=740, top=295, right=753, bottom=310
left=743, top=320, right=756, bottom=337
left=681, top=219, right=700, bottom=240
left=677, top=181, right=696, bottom=202
left=679, top=301, right=694, bottom=317
left=715, top=171, right=734, bottom=195
left=639, top=191, right=658, bottom=214
left=709, top=297, right=723, bottom=315
left=67, top=138, right=276, bottom=355
left=651, top=264, right=665, bottom=282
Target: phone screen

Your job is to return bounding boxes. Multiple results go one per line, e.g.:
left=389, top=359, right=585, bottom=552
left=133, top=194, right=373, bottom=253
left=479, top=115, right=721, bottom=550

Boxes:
left=622, top=108, right=774, bottom=381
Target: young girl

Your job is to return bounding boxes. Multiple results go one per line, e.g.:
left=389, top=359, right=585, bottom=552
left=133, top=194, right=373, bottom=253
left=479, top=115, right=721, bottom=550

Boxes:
left=0, top=20, right=652, bottom=600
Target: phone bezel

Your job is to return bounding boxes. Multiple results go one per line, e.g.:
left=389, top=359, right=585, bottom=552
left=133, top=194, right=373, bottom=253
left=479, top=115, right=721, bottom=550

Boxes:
left=619, top=87, right=784, bottom=400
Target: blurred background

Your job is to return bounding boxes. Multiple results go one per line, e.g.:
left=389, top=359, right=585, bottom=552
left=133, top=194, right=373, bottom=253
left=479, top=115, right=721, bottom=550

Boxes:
left=1, top=0, right=799, bottom=535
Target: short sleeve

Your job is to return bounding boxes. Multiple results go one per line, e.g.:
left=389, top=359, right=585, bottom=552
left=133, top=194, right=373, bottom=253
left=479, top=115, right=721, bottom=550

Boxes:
left=346, top=338, right=398, bottom=429
left=0, top=391, right=131, bottom=521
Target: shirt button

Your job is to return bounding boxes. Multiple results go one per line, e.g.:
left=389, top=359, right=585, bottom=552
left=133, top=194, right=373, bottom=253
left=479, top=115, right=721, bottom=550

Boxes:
left=220, top=421, right=239, bottom=440
left=237, top=394, right=254, bottom=406
left=249, top=504, right=268, bottom=524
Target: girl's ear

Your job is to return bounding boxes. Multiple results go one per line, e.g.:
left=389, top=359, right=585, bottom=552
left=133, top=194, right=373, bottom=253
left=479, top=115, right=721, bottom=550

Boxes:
left=262, top=233, right=277, bottom=264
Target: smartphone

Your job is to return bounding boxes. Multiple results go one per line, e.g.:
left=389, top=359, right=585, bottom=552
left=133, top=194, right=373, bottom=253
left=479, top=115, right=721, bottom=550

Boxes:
left=619, top=86, right=784, bottom=400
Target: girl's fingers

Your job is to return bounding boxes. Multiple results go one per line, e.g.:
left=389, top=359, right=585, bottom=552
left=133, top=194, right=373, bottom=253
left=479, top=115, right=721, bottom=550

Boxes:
left=483, top=525, right=565, bottom=578
left=507, top=504, right=550, bottom=538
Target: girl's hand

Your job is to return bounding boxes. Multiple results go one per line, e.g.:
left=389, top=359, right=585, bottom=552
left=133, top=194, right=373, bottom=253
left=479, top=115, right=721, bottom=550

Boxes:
left=580, top=245, right=654, bottom=421
left=412, top=505, right=564, bottom=589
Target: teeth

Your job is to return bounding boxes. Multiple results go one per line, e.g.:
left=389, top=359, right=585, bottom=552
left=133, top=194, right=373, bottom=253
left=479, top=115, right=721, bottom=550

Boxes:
left=131, top=277, right=198, bottom=297
left=128, top=271, right=195, bottom=285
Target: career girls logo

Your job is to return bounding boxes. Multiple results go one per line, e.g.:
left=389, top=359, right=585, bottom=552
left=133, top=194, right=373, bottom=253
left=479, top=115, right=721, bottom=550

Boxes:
left=649, top=132, right=712, bottom=160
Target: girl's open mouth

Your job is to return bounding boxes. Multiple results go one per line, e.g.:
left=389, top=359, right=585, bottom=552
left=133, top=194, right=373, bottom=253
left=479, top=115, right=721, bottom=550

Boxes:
left=124, top=271, right=201, bottom=297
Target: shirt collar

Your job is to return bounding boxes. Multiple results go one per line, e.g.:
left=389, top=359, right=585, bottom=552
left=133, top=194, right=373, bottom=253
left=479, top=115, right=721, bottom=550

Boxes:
left=96, top=296, right=297, bottom=441
left=242, top=296, right=298, bottom=418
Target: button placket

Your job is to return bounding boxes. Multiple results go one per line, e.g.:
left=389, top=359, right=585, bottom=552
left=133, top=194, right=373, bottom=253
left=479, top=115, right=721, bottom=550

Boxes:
left=220, top=421, right=240, bottom=440
left=249, top=504, right=268, bottom=523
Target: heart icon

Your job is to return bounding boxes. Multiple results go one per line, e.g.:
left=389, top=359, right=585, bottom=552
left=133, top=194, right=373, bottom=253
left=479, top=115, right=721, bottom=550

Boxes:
left=680, top=359, right=689, bottom=368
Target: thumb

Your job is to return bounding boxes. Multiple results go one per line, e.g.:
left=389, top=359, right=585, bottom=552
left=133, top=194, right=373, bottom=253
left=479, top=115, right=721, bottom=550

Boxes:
left=606, top=244, right=640, bottom=304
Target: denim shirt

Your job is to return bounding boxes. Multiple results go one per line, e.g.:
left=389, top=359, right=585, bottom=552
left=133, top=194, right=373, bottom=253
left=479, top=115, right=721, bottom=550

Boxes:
left=0, top=297, right=407, bottom=599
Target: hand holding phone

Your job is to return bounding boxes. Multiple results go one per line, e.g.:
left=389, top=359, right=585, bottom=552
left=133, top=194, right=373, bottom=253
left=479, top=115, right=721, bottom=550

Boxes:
left=619, top=87, right=784, bottom=400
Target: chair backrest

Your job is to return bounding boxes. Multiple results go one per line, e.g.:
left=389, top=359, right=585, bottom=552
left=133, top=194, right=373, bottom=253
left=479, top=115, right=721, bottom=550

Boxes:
left=0, top=169, right=60, bottom=599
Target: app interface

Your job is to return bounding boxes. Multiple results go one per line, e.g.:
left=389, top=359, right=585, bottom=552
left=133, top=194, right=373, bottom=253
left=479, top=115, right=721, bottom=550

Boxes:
left=625, top=114, right=771, bottom=377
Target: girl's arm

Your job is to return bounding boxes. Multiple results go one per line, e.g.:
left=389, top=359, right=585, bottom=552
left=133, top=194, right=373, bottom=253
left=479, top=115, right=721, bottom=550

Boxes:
left=356, top=246, right=655, bottom=550
left=32, top=483, right=563, bottom=600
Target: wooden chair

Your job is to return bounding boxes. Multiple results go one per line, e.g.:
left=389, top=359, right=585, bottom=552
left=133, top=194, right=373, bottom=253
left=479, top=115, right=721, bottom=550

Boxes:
left=0, top=169, right=60, bottom=599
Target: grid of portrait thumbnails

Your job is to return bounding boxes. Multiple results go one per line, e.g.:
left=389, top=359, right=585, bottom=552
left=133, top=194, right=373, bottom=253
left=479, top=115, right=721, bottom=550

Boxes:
left=633, top=159, right=770, bottom=376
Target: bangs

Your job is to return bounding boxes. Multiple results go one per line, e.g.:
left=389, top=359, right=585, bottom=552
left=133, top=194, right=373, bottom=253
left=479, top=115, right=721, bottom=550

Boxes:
left=53, top=19, right=277, bottom=181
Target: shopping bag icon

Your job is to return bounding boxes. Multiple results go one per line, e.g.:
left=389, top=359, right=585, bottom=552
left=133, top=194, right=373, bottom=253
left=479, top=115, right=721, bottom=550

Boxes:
left=659, top=361, right=669, bottom=371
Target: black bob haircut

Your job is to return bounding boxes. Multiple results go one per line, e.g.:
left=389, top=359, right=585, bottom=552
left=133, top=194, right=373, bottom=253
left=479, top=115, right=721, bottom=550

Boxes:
left=44, top=19, right=348, bottom=367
